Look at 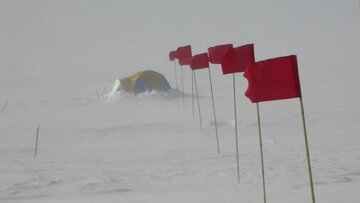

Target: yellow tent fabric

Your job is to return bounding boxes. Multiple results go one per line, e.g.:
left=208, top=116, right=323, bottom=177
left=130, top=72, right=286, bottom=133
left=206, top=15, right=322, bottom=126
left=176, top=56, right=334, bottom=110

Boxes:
left=120, top=70, right=170, bottom=93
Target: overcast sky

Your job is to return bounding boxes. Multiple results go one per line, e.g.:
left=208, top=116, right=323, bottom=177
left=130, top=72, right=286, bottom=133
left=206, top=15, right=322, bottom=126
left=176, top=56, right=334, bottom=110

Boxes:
left=1, top=0, right=359, bottom=98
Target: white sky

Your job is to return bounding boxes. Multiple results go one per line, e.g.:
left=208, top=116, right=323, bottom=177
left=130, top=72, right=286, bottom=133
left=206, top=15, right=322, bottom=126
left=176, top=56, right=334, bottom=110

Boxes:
left=0, top=0, right=359, bottom=98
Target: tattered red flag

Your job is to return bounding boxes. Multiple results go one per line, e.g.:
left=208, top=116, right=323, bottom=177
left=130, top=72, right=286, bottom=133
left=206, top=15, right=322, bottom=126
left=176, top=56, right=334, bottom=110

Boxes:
left=221, top=44, right=255, bottom=74
left=244, top=55, right=302, bottom=103
left=169, top=51, right=177, bottom=61
left=208, top=44, right=233, bottom=64
left=190, top=53, right=209, bottom=70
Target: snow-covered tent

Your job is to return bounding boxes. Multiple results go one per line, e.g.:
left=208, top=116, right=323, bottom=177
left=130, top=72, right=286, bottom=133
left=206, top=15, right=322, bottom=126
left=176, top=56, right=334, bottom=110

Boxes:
left=106, top=70, right=171, bottom=96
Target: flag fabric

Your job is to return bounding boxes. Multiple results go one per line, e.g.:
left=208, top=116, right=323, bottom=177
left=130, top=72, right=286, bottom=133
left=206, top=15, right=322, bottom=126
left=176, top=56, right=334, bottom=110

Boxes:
left=176, top=45, right=192, bottom=66
left=176, top=45, right=192, bottom=59
left=190, top=53, right=209, bottom=70
left=244, top=55, right=302, bottom=103
left=208, top=44, right=233, bottom=64
left=221, top=44, right=255, bottom=74
left=169, top=51, right=177, bottom=61
left=179, top=57, right=192, bottom=66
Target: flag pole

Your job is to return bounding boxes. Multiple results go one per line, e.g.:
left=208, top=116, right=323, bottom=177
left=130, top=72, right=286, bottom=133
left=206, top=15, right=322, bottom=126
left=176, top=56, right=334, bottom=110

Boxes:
left=300, top=97, right=316, bottom=203
left=193, top=71, right=203, bottom=132
left=256, top=103, right=267, bottom=203
left=34, top=124, right=40, bottom=158
left=180, top=65, right=185, bottom=108
left=173, top=61, right=179, bottom=105
left=173, top=61, right=179, bottom=90
left=233, top=73, right=240, bottom=183
left=208, top=68, right=220, bottom=153
left=2, top=99, right=9, bottom=112
left=192, top=69, right=194, bottom=118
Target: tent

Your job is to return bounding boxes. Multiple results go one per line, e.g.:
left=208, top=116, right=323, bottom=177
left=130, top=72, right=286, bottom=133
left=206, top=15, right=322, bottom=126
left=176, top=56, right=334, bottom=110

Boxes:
left=107, top=70, right=171, bottom=96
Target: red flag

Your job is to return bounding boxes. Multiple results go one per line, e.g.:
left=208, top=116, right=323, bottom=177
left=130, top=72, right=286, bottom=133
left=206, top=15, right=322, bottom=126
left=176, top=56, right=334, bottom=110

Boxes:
left=221, top=44, right=255, bottom=74
left=208, top=44, right=233, bottom=64
left=169, top=51, right=177, bottom=61
left=176, top=45, right=192, bottom=66
left=244, top=55, right=302, bottom=103
left=176, top=45, right=192, bottom=59
left=190, top=53, right=209, bottom=70
left=178, top=57, right=192, bottom=66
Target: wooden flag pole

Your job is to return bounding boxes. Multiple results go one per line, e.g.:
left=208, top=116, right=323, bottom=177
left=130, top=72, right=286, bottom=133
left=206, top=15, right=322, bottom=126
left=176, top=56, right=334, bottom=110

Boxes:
left=208, top=68, right=220, bottom=153
left=193, top=71, right=203, bottom=132
left=180, top=65, right=185, bottom=108
left=192, top=69, right=194, bottom=118
left=173, top=61, right=179, bottom=105
left=300, top=97, right=316, bottom=203
left=256, top=103, right=267, bottom=203
left=233, top=73, right=240, bottom=183
left=34, top=125, right=40, bottom=158
left=2, top=99, right=9, bottom=112
left=173, top=61, right=179, bottom=90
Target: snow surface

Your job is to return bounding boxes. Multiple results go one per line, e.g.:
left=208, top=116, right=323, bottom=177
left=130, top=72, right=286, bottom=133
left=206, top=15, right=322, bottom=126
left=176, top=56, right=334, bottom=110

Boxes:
left=1, top=1, right=360, bottom=202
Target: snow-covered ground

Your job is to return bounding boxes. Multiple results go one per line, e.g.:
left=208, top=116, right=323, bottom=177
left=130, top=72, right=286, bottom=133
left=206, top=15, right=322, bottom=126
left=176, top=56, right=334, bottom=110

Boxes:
left=1, top=65, right=359, bottom=202
left=1, top=1, right=360, bottom=202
